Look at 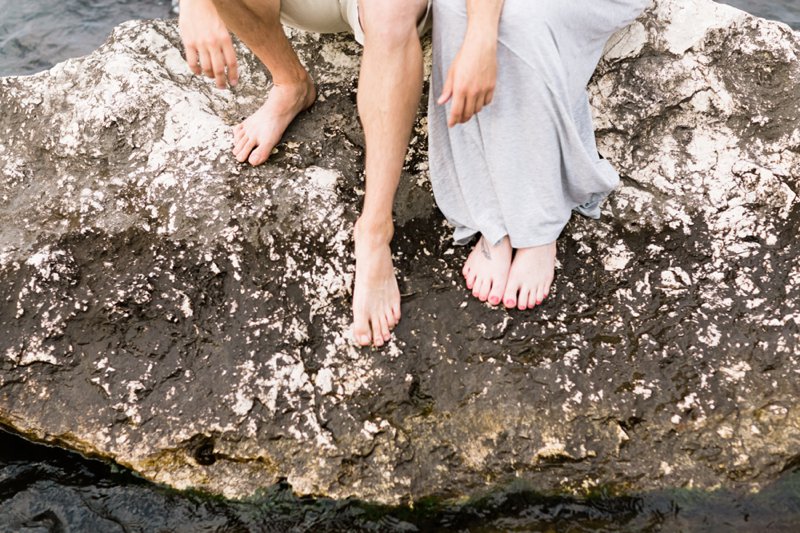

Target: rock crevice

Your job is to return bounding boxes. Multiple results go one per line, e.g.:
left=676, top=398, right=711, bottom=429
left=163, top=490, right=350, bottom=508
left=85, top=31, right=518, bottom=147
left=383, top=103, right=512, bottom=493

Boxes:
left=1, top=0, right=800, bottom=504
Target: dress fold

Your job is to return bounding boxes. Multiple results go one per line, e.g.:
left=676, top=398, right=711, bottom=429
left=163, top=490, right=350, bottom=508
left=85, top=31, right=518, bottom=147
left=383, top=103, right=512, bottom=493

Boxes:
left=428, top=0, right=651, bottom=248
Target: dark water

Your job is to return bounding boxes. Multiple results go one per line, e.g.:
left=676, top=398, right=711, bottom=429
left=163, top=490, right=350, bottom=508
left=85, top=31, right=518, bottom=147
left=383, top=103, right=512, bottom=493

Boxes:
left=3, top=426, right=800, bottom=532
left=722, top=0, right=800, bottom=30
left=0, top=0, right=173, bottom=76
left=0, top=0, right=797, bottom=76
left=2, top=0, right=800, bottom=531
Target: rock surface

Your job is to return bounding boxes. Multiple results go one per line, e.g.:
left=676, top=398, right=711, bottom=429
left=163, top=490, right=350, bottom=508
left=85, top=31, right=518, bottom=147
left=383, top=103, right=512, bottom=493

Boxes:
left=1, top=0, right=799, bottom=505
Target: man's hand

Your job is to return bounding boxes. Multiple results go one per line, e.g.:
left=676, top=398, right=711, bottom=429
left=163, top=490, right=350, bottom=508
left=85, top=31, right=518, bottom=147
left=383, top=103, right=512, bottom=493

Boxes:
left=437, top=32, right=498, bottom=128
left=178, top=0, right=238, bottom=89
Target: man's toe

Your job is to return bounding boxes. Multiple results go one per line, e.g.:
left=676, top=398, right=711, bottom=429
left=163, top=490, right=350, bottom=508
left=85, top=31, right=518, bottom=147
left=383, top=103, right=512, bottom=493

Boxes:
left=353, top=316, right=372, bottom=347
left=236, top=138, right=257, bottom=163
left=371, top=320, right=384, bottom=347
left=233, top=135, right=250, bottom=157
left=248, top=143, right=272, bottom=166
left=379, top=315, right=391, bottom=342
left=386, top=309, right=397, bottom=329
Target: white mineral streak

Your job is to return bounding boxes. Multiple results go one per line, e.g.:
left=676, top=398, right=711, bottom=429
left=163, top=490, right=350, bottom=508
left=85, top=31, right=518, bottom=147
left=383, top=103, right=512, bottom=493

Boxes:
left=1, top=0, right=799, bottom=506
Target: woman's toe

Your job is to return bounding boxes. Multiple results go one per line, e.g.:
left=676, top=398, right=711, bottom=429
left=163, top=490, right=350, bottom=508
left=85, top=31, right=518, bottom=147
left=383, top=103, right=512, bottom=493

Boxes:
left=472, top=277, right=485, bottom=298
left=488, top=279, right=505, bottom=306
left=478, top=280, right=492, bottom=302
left=503, top=283, right=519, bottom=308
left=528, top=290, right=539, bottom=309
left=517, top=287, right=530, bottom=310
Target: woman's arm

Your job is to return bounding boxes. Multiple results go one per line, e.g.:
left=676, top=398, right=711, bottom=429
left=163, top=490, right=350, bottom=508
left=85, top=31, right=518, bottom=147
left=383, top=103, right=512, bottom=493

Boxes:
left=437, top=0, right=505, bottom=128
left=178, top=0, right=238, bottom=89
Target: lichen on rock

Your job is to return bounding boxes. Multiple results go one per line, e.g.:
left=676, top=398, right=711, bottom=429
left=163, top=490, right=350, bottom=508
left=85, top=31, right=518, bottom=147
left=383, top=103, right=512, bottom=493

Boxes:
left=1, top=0, right=800, bottom=505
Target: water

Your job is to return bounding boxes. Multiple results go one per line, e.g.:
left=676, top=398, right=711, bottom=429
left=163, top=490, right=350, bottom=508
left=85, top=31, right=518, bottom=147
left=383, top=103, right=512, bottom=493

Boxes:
left=0, top=0, right=797, bottom=76
left=1, top=0, right=800, bottom=531
left=0, top=0, right=173, bottom=76
left=722, top=0, right=800, bottom=29
left=2, top=426, right=800, bottom=531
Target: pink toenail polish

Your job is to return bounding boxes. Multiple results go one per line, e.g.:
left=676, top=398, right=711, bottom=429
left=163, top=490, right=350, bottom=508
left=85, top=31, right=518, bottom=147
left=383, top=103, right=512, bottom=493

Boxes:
left=489, top=296, right=499, bottom=305
left=506, top=299, right=515, bottom=307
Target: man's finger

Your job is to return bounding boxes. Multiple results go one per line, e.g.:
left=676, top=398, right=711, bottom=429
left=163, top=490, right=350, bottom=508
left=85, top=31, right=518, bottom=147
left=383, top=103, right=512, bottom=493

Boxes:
left=222, top=40, right=239, bottom=87
left=210, top=47, right=227, bottom=88
left=438, top=68, right=455, bottom=105
left=185, top=45, right=201, bottom=75
left=199, top=48, right=213, bottom=78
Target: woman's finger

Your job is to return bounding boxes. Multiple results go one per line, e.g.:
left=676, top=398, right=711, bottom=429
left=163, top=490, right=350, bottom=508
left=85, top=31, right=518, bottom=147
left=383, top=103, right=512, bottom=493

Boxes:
left=222, top=39, right=238, bottom=87
left=473, top=95, right=484, bottom=117
left=449, top=94, right=466, bottom=127
left=438, top=67, right=455, bottom=105
left=210, top=47, right=227, bottom=88
left=185, top=44, right=201, bottom=75
left=484, top=90, right=494, bottom=107
left=461, top=94, right=476, bottom=124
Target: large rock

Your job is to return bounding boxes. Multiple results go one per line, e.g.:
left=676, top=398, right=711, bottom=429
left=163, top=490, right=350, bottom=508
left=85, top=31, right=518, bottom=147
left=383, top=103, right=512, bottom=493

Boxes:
left=1, top=0, right=799, bottom=505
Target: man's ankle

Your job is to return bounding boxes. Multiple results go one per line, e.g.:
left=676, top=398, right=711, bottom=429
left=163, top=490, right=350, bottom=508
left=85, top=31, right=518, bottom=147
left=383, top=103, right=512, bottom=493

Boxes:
left=355, top=216, right=394, bottom=245
left=272, top=69, right=313, bottom=88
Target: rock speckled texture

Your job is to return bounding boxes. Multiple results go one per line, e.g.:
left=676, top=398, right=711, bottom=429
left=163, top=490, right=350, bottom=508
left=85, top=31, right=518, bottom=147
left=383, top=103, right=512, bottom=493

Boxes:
left=1, top=0, right=799, bottom=505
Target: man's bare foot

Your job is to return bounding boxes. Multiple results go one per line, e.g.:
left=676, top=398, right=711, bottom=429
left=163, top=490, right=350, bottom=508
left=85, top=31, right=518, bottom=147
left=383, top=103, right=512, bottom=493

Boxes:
left=462, top=235, right=513, bottom=305
left=502, top=241, right=556, bottom=310
left=352, top=219, right=401, bottom=347
left=232, top=76, right=316, bottom=166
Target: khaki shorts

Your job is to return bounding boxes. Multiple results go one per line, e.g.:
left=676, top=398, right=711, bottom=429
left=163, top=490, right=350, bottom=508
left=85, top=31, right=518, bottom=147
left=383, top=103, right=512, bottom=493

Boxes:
left=279, top=0, right=432, bottom=45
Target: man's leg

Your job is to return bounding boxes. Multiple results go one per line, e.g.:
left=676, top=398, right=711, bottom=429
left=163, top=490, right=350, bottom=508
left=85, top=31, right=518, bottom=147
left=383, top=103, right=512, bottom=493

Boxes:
left=352, top=0, right=427, bottom=347
left=211, top=0, right=316, bottom=166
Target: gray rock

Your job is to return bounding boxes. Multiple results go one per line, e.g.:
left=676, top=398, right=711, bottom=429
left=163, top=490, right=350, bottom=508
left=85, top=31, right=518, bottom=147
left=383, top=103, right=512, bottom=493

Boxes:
left=1, top=0, right=799, bottom=505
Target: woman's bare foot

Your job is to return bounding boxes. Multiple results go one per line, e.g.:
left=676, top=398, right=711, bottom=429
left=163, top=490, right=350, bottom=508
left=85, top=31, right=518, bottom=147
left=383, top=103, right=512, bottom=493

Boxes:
left=502, top=241, right=556, bottom=310
left=462, top=235, right=513, bottom=305
left=233, top=76, right=316, bottom=166
left=352, top=219, right=401, bottom=347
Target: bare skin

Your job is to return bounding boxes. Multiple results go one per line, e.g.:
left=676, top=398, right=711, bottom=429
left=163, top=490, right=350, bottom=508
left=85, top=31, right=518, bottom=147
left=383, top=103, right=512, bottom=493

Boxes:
left=461, top=236, right=555, bottom=310
left=350, top=0, right=427, bottom=347
left=462, top=235, right=512, bottom=305
left=183, top=0, right=426, bottom=347
left=232, top=79, right=316, bottom=165
left=352, top=219, right=401, bottom=346
left=201, top=0, right=317, bottom=167
left=439, top=0, right=557, bottom=311
left=502, top=242, right=556, bottom=310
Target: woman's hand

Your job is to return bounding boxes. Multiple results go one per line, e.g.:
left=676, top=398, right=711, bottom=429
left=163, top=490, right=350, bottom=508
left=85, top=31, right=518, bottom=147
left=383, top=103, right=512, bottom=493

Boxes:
left=437, top=31, right=498, bottom=128
left=178, top=0, right=238, bottom=89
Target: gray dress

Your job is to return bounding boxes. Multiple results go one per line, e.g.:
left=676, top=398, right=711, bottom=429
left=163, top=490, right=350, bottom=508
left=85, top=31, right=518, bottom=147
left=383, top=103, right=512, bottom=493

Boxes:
left=428, top=0, right=651, bottom=248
